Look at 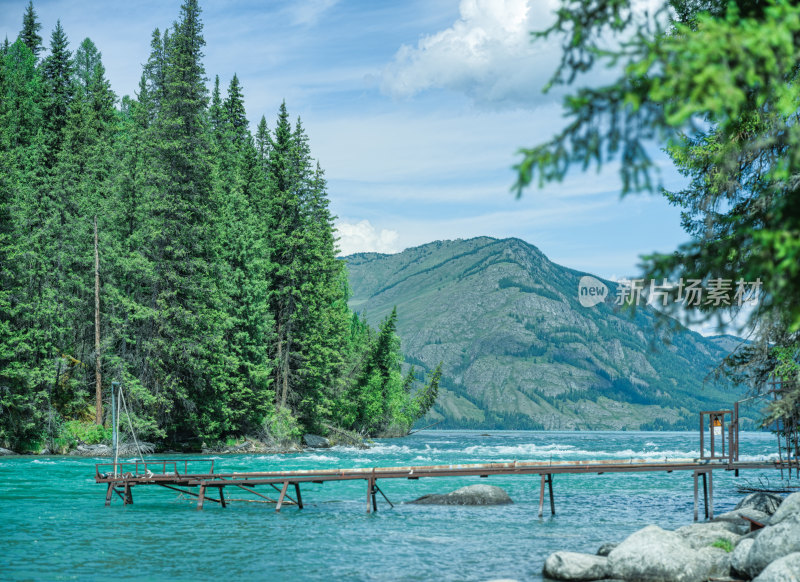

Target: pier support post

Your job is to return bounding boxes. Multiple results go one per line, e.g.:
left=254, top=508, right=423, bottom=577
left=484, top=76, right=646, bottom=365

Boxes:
left=123, top=482, right=133, bottom=505
left=294, top=483, right=303, bottom=510
left=105, top=483, right=114, bottom=507
left=198, top=485, right=206, bottom=510
left=707, top=471, right=714, bottom=519
left=219, top=487, right=226, bottom=508
left=366, top=477, right=375, bottom=513
left=276, top=481, right=289, bottom=512
left=693, top=470, right=713, bottom=521
left=538, top=474, right=554, bottom=517
left=538, top=475, right=546, bottom=517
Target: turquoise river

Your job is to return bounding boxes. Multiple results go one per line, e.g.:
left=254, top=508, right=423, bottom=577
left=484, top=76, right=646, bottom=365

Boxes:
left=0, top=430, right=789, bottom=581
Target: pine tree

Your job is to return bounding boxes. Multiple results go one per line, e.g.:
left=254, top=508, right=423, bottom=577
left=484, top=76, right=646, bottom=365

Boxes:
left=254, top=115, right=270, bottom=173
left=41, top=21, right=74, bottom=161
left=224, top=73, right=247, bottom=145
left=142, top=28, right=168, bottom=116
left=73, top=38, right=101, bottom=96
left=0, top=40, right=42, bottom=151
left=0, top=37, right=48, bottom=448
left=208, top=73, right=275, bottom=435
left=139, top=0, right=229, bottom=440
left=266, top=101, right=302, bottom=411
left=18, top=1, right=43, bottom=60
left=209, top=74, right=223, bottom=139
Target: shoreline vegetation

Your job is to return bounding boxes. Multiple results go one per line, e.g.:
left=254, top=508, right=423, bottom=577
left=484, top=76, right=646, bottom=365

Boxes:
left=0, top=0, right=441, bottom=455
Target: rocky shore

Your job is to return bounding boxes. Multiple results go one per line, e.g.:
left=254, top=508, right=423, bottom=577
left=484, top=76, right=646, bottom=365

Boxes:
left=542, top=491, right=800, bottom=582
left=0, top=432, right=367, bottom=457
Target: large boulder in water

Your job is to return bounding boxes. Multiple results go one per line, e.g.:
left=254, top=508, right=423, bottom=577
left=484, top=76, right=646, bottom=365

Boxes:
left=542, top=551, right=609, bottom=581
left=0, top=447, right=16, bottom=456
left=607, top=525, right=716, bottom=582
left=410, top=484, right=512, bottom=505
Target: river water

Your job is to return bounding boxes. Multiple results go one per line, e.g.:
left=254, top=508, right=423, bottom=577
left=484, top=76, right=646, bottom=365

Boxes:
left=0, top=430, right=788, bottom=581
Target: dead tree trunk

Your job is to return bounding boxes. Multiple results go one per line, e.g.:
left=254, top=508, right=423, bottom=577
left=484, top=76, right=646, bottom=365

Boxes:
left=94, top=215, right=102, bottom=425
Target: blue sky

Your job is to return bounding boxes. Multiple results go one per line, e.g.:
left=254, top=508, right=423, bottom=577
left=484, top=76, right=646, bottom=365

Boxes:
left=1, top=0, right=691, bottom=282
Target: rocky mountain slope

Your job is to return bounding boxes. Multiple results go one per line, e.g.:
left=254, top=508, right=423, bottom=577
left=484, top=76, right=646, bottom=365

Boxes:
left=345, top=237, right=749, bottom=430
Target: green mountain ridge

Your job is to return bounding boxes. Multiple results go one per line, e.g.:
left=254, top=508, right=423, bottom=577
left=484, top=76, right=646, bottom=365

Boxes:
left=345, top=236, right=749, bottom=430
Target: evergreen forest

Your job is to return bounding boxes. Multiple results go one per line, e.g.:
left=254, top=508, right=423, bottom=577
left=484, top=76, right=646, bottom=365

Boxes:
left=0, top=1, right=440, bottom=451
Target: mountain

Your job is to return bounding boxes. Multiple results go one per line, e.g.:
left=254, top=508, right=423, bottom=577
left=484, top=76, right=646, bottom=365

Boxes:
left=345, top=237, right=751, bottom=430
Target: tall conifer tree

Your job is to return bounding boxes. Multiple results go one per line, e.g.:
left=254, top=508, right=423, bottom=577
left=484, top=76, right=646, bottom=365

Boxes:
left=18, top=1, right=43, bottom=60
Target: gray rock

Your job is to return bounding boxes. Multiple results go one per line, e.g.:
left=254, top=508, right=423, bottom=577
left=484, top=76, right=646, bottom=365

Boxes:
left=743, top=514, right=800, bottom=578
left=714, top=508, right=771, bottom=533
left=303, top=434, right=331, bottom=448
left=674, top=521, right=741, bottom=550
left=731, top=538, right=755, bottom=579
left=607, top=525, right=710, bottom=582
left=753, top=552, right=800, bottom=582
left=596, top=543, right=617, bottom=557
left=410, top=484, right=512, bottom=505
left=0, top=447, right=17, bottom=456
left=735, top=492, right=784, bottom=516
left=695, top=546, right=731, bottom=579
left=769, top=491, right=800, bottom=525
left=542, top=551, right=609, bottom=581
left=70, top=444, right=112, bottom=456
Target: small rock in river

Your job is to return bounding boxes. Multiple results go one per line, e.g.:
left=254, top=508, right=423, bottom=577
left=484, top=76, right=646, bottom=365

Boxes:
left=410, top=484, right=512, bottom=505
left=543, top=551, right=609, bottom=581
left=303, top=434, right=331, bottom=448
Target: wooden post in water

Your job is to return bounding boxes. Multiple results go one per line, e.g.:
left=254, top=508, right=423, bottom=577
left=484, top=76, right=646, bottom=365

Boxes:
left=94, top=216, right=102, bottom=425
left=538, top=474, right=555, bottom=517
left=276, top=481, right=289, bottom=512
left=366, top=477, right=374, bottom=513
left=198, top=485, right=206, bottom=510
left=707, top=470, right=714, bottom=519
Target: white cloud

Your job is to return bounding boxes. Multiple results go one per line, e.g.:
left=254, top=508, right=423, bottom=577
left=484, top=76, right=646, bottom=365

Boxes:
left=336, top=220, right=400, bottom=256
left=286, top=0, right=340, bottom=27
left=380, top=0, right=560, bottom=107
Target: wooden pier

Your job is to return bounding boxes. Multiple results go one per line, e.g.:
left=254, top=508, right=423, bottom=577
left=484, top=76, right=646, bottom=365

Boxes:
left=95, top=457, right=798, bottom=520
